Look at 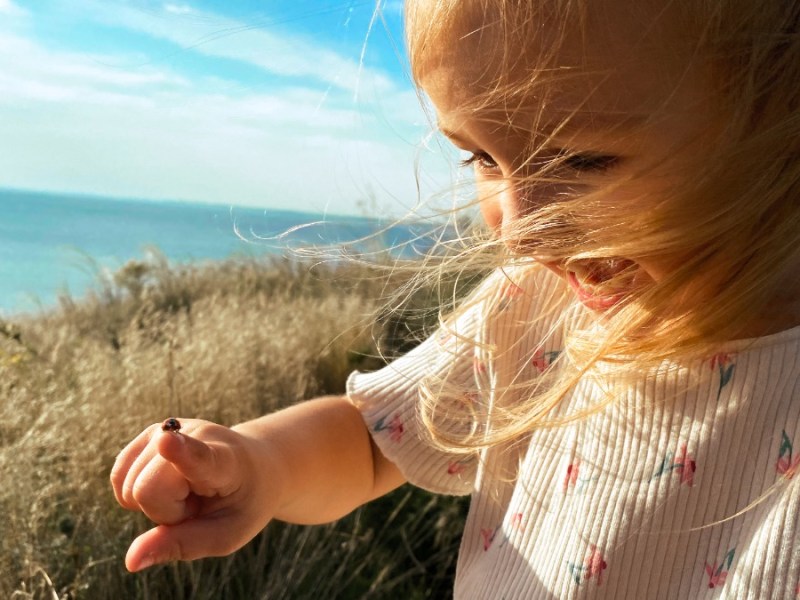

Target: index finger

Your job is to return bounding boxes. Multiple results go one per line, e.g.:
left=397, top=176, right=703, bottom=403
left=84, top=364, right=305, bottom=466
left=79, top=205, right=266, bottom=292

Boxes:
left=110, top=424, right=160, bottom=510
left=157, top=427, right=240, bottom=497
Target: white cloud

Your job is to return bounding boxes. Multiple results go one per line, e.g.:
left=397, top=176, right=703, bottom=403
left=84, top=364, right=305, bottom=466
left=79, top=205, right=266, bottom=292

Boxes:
left=0, top=0, right=25, bottom=16
left=0, top=27, right=451, bottom=216
left=0, top=98, right=445, bottom=215
left=164, top=3, right=192, bottom=15
left=0, top=32, right=186, bottom=107
left=63, top=0, right=397, bottom=96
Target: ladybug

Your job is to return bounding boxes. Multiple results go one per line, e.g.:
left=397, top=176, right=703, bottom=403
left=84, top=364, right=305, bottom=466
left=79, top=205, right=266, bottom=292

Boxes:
left=162, top=417, right=182, bottom=433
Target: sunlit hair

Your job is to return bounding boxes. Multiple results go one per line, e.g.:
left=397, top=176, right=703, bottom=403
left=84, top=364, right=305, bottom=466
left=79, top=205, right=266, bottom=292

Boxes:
left=400, top=0, right=800, bottom=455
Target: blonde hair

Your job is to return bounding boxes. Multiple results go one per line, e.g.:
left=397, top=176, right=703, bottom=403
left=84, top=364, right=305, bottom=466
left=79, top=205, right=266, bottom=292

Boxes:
left=401, top=0, right=800, bottom=452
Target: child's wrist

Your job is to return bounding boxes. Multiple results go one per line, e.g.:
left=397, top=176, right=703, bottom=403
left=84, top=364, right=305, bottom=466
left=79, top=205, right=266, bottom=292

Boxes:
left=230, top=421, right=292, bottom=519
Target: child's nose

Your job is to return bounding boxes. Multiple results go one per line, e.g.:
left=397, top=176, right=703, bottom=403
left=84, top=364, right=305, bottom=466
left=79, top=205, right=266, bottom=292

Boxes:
left=508, top=177, right=572, bottom=216
left=478, top=176, right=561, bottom=234
left=478, top=177, right=521, bottom=232
left=500, top=178, right=543, bottom=221
left=479, top=195, right=503, bottom=233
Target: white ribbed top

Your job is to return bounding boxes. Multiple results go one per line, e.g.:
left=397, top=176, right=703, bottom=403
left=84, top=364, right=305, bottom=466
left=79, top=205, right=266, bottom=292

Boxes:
left=347, top=267, right=800, bottom=599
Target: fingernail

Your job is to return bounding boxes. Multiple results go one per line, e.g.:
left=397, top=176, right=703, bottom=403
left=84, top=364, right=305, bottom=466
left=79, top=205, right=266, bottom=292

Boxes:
left=164, top=429, right=185, bottom=443
left=138, top=555, right=156, bottom=570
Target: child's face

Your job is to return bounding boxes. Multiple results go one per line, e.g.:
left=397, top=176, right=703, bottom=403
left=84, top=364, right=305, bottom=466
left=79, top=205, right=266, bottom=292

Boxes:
left=416, top=0, right=720, bottom=310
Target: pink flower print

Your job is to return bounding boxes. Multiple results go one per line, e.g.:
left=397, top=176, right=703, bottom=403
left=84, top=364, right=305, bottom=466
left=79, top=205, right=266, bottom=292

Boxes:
left=676, top=444, right=696, bottom=486
left=480, top=526, right=499, bottom=551
left=497, top=512, right=525, bottom=549
left=388, top=417, right=404, bottom=442
left=708, top=352, right=736, bottom=400
left=447, top=459, right=470, bottom=475
left=503, top=281, right=524, bottom=298
left=568, top=545, right=608, bottom=586
left=373, top=414, right=404, bottom=443
left=437, top=329, right=453, bottom=347
left=562, top=459, right=599, bottom=494
left=563, top=460, right=580, bottom=492
left=531, top=349, right=548, bottom=373
left=652, top=443, right=696, bottom=487
left=531, top=349, right=561, bottom=373
left=776, top=430, right=800, bottom=479
left=460, top=391, right=479, bottom=406
left=497, top=280, right=524, bottom=311
left=585, top=546, right=608, bottom=586
left=708, top=352, right=732, bottom=370
left=704, top=548, right=735, bottom=589
left=777, top=456, right=800, bottom=479
left=473, top=356, right=487, bottom=375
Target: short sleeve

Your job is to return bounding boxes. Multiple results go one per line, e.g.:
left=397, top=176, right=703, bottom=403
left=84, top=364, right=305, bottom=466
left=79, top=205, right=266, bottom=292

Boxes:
left=347, top=291, right=484, bottom=496
left=347, top=265, right=571, bottom=496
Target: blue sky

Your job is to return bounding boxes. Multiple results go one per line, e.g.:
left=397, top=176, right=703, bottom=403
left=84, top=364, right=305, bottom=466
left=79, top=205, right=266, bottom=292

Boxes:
left=0, top=0, right=458, bottom=216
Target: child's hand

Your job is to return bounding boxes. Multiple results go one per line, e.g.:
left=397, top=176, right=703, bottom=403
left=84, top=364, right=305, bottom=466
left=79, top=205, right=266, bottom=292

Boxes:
left=111, top=398, right=404, bottom=572
left=110, top=419, right=278, bottom=572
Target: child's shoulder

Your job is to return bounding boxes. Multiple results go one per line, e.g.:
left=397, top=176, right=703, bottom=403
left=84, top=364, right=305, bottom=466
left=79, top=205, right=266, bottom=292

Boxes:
left=486, top=262, right=568, bottom=302
left=727, top=320, right=800, bottom=352
left=475, top=263, right=580, bottom=347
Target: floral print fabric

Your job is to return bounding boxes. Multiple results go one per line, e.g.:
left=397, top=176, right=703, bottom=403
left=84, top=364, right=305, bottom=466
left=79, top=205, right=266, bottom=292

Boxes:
left=348, top=266, right=800, bottom=599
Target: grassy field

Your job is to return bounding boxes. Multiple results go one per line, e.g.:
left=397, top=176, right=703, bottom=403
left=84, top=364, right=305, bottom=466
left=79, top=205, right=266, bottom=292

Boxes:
left=0, top=253, right=469, bottom=599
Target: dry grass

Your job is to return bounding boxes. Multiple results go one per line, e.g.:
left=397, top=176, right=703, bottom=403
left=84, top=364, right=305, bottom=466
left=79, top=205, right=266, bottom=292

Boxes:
left=0, top=253, right=467, bottom=599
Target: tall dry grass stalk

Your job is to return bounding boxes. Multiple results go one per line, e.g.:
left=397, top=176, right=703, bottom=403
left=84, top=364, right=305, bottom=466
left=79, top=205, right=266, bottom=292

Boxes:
left=0, top=253, right=467, bottom=599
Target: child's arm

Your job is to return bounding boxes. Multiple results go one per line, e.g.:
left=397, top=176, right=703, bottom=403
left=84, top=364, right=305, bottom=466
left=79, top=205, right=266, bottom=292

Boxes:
left=110, top=395, right=405, bottom=572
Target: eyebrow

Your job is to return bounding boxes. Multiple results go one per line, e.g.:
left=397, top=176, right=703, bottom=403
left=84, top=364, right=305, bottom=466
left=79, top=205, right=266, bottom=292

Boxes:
left=551, top=112, right=649, bottom=134
left=439, top=113, right=648, bottom=141
left=438, top=127, right=469, bottom=146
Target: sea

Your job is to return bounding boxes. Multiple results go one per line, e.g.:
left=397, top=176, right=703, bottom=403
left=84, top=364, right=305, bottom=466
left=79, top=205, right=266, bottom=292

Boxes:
left=0, top=188, right=440, bottom=316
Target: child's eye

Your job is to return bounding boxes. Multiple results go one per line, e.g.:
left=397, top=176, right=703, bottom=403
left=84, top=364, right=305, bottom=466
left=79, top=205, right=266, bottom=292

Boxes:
left=459, top=152, right=499, bottom=172
left=560, top=153, right=619, bottom=172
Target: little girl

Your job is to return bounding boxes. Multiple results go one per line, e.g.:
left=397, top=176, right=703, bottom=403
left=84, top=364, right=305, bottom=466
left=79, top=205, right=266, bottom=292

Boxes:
left=111, top=0, right=800, bottom=597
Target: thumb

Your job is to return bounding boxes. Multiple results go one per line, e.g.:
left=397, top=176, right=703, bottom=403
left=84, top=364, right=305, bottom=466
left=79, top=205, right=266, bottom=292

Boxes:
left=125, top=516, right=250, bottom=572
left=157, top=429, right=239, bottom=497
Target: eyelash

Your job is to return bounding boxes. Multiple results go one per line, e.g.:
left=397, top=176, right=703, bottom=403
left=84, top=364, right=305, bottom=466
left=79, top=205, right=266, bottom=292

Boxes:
left=459, top=151, right=619, bottom=173
left=560, top=153, right=619, bottom=172
left=459, top=152, right=498, bottom=171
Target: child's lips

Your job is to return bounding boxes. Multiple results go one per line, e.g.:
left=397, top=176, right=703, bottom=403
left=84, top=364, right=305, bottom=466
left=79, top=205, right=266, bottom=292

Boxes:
left=564, top=258, right=636, bottom=311
left=567, top=271, right=625, bottom=310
